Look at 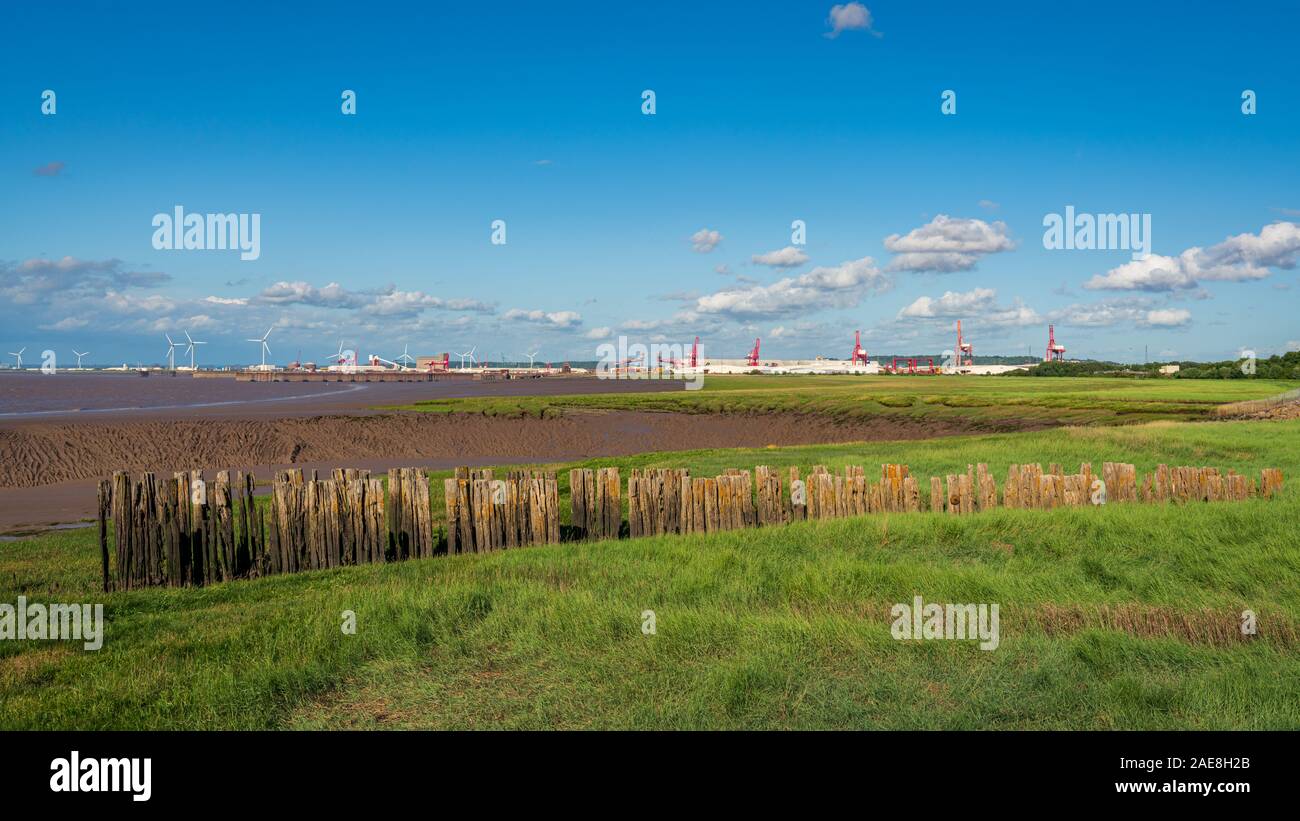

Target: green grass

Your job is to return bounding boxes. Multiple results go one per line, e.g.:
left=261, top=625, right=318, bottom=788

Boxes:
left=385, top=374, right=1300, bottom=427
left=3, top=418, right=1299, bottom=729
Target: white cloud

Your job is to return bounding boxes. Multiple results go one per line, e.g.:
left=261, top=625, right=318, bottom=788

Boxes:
left=256, top=281, right=493, bottom=317
left=103, top=290, right=177, bottom=314
left=1143, top=308, right=1191, bottom=327
left=585, top=326, right=612, bottom=340
left=1046, top=297, right=1189, bottom=329
left=899, top=288, right=997, bottom=318
left=0, top=256, right=170, bottom=305
left=751, top=246, right=810, bottom=268
left=39, top=317, right=89, bottom=331
left=258, top=281, right=364, bottom=308
left=1085, top=221, right=1300, bottom=291
left=1084, top=253, right=1199, bottom=292
left=825, top=3, right=878, bottom=38
left=883, top=215, right=1016, bottom=272
left=899, top=287, right=1041, bottom=327
left=504, top=308, right=582, bottom=328
left=695, top=256, right=887, bottom=319
left=204, top=295, right=248, bottom=306
left=691, top=229, right=723, bottom=253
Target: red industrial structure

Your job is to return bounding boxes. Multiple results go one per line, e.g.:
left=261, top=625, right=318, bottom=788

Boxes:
left=1045, top=325, right=1066, bottom=362
left=887, top=356, right=939, bottom=375
left=426, top=353, right=450, bottom=372
left=657, top=337, right=700, bottom=369
left=849, top=330, right=869, bottom=366
left=955, top=320, right=973, bottom=367
left=745, top=338, right=761, bottom=367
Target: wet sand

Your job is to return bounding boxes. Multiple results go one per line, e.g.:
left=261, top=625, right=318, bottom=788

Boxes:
left=0, top=371, right=1054, bottom=532
left=0, top=408, right=1025, bottom=532
left=0, top=370, right=683, bottom=420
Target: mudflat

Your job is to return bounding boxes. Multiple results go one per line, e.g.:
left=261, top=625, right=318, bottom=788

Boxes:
left=0, top=372, right=1055, bottom=531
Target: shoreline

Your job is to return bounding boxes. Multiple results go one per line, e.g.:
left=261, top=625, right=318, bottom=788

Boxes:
left=0, top=408, right=1053, bottom=532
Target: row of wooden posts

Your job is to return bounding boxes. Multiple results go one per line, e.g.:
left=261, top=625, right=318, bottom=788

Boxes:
left=97, top=462, right=1284, bottom=590
left=99, top=467, right=434, bottom=591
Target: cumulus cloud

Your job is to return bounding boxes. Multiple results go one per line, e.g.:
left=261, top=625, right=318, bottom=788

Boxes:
left=1143, top=308, right=1192, bottom=327
left=899, top=287, right=997, bottom=318
left=256, top=281, right=493, bottom=317
left=691, top=229, right=724, bottom=253
left=370, top=290, right=493, bottom=317
left=1085, top=221, right=1300, bottom=291
left=825, top=3, right=879, bottom=38
left=695, top=256, right=887, bottom=319
left=883, top=215, right=1016, bottom=273
left=0, top=256, right=171, bottom=305
left=585, top=326, right=612, bottom=340
left=504, top=308, right=582, bottom=328
left=39, top=316, right=89, bottom=331
left=1046, top=297, right=1189, bottom=329
left=751, top=246, right=810, bottom=268
left=899, top=287, right=1041, bottom=327
left=204, top=295, right=248, bottom=306
left=102, top=290, right=177, bottom=314
left=258, top=281, right=364, bottom=308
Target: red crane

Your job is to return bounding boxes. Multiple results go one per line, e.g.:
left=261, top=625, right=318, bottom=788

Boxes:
left=1045, top=325, right=1066, bottom=362
left=955, top=320, right=973, bottom=367
left=658, top=337, right=699, bottom=369
left=849, top=330, right=869, bottom=366
left=745, top=338, right=761, bottom=367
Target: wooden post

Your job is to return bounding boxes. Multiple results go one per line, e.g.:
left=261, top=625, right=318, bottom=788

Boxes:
left=596, top=467, right=621, bottom=540
left=97, top=478, right=112, bottom=591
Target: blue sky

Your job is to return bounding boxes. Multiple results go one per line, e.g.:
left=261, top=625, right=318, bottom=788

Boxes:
left=2, top=0, right=1298, bottom=366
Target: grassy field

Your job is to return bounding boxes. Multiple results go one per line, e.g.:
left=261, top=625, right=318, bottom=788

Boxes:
left=2, top=416, right=1298, bottom=730
left=387, top=374, right=1300, bottom=427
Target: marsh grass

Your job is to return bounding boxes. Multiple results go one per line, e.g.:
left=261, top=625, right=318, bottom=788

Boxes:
left=387, top=374, right=1300, bottom=426
left=2, top=418, right=1298, bottom=729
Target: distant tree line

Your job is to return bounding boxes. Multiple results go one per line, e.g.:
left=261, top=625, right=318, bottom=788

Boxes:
left=1001, top=351, right=1300, bottom=380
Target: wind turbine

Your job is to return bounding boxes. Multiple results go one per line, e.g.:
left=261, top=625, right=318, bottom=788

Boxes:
left=524, top=348, right=540, bottom=369
left=247, top=327, right=273, bottom=367
left=164, top=334, right=179, bottom=370
left=456, top=346, right=476, bottom=369
left=8, top=347, right=25, bottom=369
left=327, top=340, right=343, bottom=364
left=396, top=344, right=416, bottom=369
left=72, top=349, right=89, bottom=369
left=184, top=330, right=206, bottom=369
